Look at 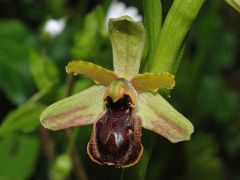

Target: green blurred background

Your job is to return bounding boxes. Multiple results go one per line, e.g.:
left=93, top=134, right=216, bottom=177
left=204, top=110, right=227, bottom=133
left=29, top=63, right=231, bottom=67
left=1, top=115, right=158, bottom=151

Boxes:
left=0, top=0, right=239, bottom=180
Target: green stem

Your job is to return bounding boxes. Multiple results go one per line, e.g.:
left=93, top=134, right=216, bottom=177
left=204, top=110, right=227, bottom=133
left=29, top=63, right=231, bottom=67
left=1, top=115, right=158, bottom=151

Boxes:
left=137, top=132, right=157, bottom=179
left=65, top=129, right=88, bottom=180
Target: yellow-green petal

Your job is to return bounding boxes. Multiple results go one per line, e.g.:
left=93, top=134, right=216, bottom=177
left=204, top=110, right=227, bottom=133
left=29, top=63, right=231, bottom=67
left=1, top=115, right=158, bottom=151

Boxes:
left=109, top=16, right=145, bottom=79
left=131, top=72, right=175, bottom=92
left=66, top=60, right=118, bottom=86
left=137, top=92, right=194, bottom=143
left=40, top=85, right=105, bottom=130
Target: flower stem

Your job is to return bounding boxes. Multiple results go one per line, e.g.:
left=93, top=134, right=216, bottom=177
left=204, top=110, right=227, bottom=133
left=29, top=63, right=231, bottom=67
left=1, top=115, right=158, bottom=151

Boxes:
left=39, top=126, right=55, bottom=160
left=65, top=129, right=88, bottom=180
left=64, top=74, right=88, bottom=180
left=137, top=132, right=157, bottom=180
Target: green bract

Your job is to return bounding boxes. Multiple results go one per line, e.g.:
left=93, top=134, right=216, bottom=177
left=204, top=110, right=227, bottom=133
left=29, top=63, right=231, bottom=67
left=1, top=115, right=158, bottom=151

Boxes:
left=40, top=16, right=194, bottom=144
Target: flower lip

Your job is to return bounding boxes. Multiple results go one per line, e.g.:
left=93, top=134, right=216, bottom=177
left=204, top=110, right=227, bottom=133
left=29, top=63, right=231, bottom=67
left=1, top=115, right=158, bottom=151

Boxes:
left=87, top=93, right=143, bottom=168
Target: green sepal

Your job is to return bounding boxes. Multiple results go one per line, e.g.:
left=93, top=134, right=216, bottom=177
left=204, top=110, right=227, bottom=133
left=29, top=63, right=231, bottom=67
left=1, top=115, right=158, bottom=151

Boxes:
left=109, top=16, right=145, bottom=79
left=137, top=92, right=194, bottom=143
left=40, top=85, right=105, bottom=130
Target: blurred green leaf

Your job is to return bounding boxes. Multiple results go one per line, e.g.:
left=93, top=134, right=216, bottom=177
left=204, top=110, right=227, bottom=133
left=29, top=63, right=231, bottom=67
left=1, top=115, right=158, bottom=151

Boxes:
left=51, top=153, right=73, bottom=180
left=47, top=0, right=66, bottom=16
left=71, top=6, right=105, bottom=61
left=135, top=132, right=156, bottom=180
left=0, top=20, right=35, bottom=104
left=223, top=124, right=240, bottom=156
left=56, top=77, right=93, bottom=100
left=209, top=30, right=237, bottom=71
left=29, top=50, right=59, bottom=92
left=72, top=77, right=93, bottom=93
left=0, top=102, right=46, bottom=136
left=196, top=75, right=239, bottom=121
left=0, top=134, right=40, bottom=180
left=185, top=133, right=224, bottom=180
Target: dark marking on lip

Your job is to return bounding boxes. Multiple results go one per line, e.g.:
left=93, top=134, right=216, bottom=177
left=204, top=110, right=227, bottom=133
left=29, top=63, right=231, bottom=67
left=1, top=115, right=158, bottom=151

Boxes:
left=87, top=95, right=143, bottom=168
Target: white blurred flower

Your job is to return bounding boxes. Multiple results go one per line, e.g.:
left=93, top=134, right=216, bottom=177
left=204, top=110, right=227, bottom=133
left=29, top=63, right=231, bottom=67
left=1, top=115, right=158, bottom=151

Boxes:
left=44, top=18, right=66, bottom=38
left=105, top=1, right=142, bottom=30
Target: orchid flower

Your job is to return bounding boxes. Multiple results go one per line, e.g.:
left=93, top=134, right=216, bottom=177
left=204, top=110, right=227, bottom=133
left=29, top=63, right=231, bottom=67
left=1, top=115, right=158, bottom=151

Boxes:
left=40, top=16, right=194, bottom=168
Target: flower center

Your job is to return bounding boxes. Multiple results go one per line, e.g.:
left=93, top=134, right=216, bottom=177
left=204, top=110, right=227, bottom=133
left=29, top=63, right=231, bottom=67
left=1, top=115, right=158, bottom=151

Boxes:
left=106, top=95, right=132, bottom=118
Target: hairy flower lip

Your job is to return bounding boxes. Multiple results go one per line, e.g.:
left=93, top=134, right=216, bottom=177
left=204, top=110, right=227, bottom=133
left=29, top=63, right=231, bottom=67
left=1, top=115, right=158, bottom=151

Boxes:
left=87, top=103, right=143, bottom=168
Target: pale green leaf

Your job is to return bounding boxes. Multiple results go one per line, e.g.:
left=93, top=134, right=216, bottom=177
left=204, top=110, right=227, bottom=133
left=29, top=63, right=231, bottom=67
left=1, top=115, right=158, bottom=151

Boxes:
left=137, top=92, right=194, bottom=143
left=40, top=85, right=105, bottom=130
left=149, top=0, right=205, bottom=73
left=0, top=102, right=46, bottom=136
left=143, top=0, right=162, bottom=70
left=109, top=16, right=145, bottom=79
left=29, top=50, right=59, bottom=92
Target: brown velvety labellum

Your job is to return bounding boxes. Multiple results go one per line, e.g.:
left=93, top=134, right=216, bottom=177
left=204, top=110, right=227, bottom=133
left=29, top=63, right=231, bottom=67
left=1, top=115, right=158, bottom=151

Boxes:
left=87, top=95, right=143, bottom=168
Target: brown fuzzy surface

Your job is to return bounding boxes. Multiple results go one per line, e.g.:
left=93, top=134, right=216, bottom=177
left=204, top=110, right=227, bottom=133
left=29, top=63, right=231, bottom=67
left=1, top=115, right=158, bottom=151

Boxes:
left=87, top=111, right=143, bottom=168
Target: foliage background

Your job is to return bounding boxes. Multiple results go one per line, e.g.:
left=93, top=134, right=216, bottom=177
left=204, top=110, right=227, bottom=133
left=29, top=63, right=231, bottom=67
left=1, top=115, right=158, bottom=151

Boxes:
left=0, top=0, right=239, bottom=179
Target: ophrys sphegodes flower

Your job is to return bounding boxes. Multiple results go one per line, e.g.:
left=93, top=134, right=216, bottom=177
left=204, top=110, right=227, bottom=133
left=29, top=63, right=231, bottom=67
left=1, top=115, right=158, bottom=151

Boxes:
left=40, top=16, right=194, bottom=168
